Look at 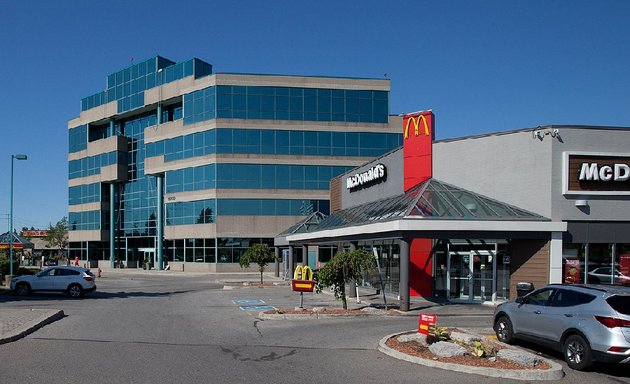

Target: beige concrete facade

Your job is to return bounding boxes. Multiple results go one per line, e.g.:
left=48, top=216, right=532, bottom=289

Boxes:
left=165, top=188, right=328, bottom=204
left=68, top=135, right=128, bottom=161
left=68, top=163, right=127, bottom=187
left=69, top=73, right=391, bottom=128
left=144, top=117, right=400, bottom=145
left=164, top=223, right=216, bottom=239
left=145, top=152, right=371, bottom=175
left=68, top=202, right=103, bottom=213
left=68, top=230, right=107, bottom=242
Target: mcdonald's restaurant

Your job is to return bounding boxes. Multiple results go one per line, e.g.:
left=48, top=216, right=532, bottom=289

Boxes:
left=278, top=111, right=630, bottom=310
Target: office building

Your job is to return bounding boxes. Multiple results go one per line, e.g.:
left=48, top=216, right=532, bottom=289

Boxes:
left=67, top=55, right=402, bottom=271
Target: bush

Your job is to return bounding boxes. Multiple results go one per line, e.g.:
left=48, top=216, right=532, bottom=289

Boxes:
left=239, top=244, right=276, bottom=284
left=315, top=249, right=375, bottom=309
left=17, top=267, right=36, bottom=276
left=0, top=260, right=20, bottom=276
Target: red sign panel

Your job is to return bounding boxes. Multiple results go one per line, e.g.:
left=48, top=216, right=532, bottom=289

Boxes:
left=22, top=230, right=48, bottom=237
left=403, top=111, right=434, bottom=191
left=291, top=280, right=315, bottom=292
left=564, top=258, right=582, bottom=284
left=619, top=254, right=630, bottom=277
left=418, top=314, right=437, bottom=335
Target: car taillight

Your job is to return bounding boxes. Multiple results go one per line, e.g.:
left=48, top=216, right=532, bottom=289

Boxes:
left=608, top=347, right=630, bottom=353
left=84, top=277, right=94, bottom=282
left=594, top=315, right=630, bottom=328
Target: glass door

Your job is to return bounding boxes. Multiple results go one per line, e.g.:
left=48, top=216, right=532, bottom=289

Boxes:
left=471, top=250, right=494, bottom=301
left=449, top=250, right=495, bottom=302
left=448, top=251, right=471, bottom=300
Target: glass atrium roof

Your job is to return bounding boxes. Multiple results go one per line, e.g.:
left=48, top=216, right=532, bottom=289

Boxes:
left=279, top=212, right=328, bottom=236
left=310, top=178, right=548, bottom=232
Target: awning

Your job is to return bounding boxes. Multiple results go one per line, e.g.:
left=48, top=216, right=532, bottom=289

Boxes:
left=284, top=178, right=566, bottom=244
left=0, top=231, right=34, bottom=250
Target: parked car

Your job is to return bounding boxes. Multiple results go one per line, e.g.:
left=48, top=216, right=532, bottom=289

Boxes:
left=43, top=258, right=58, bottom=266
left=493, top=284, right=630, bottom=370
left=587, top=267, right=630, bottom=286
left=10, top=266, right=96, bottom=298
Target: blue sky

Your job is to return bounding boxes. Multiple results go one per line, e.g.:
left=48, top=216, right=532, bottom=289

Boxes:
left=1, top=0, right=629, bottom=230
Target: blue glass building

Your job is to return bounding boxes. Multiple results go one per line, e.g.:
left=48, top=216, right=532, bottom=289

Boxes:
left=68, top=55, right=402, bottom=271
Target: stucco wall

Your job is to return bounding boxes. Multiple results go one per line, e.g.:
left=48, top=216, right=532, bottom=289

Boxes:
left=433, top=129, right=553, bottom=218
left=340, top=148, right=404, bottom=209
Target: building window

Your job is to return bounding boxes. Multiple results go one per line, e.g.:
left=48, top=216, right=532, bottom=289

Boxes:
left=146, top=129, right=402, bottom=163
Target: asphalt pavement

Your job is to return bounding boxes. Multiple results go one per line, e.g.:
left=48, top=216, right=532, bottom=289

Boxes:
left=0, top=268, right=495, bottom=344
left=0, top=270, right=571, bottom=381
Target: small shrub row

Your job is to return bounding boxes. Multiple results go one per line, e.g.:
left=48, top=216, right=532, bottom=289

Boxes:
left=0, top=260, right=36, bottom=276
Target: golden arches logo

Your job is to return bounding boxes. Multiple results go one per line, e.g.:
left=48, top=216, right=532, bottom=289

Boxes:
left=292, top=265, right=315, bottom=292
left=293, top=265, right=313, bottom=281
left=404, top=114, right=430, bottom=139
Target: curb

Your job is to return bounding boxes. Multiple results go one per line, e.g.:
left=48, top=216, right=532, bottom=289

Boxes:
left=0, top=309, right=65, bottom=345
left=258, top=311, right=388, bottom=320
left=378, top=331, right=564, bottom=381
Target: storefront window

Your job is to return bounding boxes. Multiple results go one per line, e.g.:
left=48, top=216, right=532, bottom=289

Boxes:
left=616, top=245, right=630, bottom=286
left=563, top=243, right=630, bottom=287
left=587, top=244, right=613, bottom=284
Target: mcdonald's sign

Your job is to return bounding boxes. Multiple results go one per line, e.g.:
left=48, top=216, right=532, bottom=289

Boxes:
left=403, top=111, right=434, bottom=191
left=292, top=265, right=315, bottom=292
left=404, top=113, right=431, bottom=139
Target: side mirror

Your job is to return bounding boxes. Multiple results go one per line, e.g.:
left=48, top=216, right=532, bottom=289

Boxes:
left=515, top=297, right=523, bottom=304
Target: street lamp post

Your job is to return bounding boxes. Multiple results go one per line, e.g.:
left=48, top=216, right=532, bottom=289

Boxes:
left=9, top=154, right=27, bottom=277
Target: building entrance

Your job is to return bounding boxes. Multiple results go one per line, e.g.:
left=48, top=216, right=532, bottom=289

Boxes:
left=448, top=250, right=495, bottom=302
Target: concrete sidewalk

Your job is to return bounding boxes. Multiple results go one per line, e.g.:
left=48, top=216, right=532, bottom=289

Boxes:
left=0, top=308, right=64, bottom=345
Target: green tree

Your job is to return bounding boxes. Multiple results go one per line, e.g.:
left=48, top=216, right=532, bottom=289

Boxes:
left=44, top=217, right=69, bottom=258
left=239, top=243, right=276, bottom=284
left=315, top=249, right=376, bottom=309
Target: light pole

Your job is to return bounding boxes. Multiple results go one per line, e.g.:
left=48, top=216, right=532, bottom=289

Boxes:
left=9, top=154, right=27, bottom=276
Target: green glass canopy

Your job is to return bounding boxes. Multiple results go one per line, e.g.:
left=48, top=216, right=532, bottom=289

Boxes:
left=311, top=178, right=548, bottom=232
left=278, top=211, right=328, bottom=236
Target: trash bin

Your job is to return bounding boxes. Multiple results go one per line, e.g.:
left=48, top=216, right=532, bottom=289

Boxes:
left=516, top=282, right=534, bottom=297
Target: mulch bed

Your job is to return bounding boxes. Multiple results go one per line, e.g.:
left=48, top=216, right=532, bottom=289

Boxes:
left=263, top=308, right=400, bottom=315
left=385, top=337, right=551, bottom=370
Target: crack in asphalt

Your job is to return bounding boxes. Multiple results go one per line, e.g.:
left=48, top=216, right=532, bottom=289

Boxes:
left=253, top=319, right=264, bottom=337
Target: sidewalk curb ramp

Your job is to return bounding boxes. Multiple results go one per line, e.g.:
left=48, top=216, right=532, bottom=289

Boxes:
left=378, top=331, right=564, bottom=381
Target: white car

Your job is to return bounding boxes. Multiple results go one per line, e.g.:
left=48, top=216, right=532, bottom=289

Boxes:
left=10, top=266, right=97, bottom=298
left=588, top=267, right=630, bottom=286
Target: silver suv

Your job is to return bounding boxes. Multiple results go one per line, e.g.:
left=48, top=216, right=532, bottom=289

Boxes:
left=493, top=284, right=630, bottom=370
left=10, top=266, right=96, bottom=298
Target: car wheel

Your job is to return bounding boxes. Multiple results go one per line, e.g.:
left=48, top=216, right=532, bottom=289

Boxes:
left=15, top=282, right=31, bottom=296
left=67, top=284, right=83, bottom=298
left=495, top=316, right=514, bottom=344
left=563, top=334, right=593, bottom=371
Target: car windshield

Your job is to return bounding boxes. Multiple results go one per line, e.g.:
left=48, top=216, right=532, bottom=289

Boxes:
left=607, top=295, right=630, bottom=315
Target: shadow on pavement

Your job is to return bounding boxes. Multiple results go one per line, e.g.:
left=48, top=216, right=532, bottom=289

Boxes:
left=0, top=289, right=193, bottom=303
